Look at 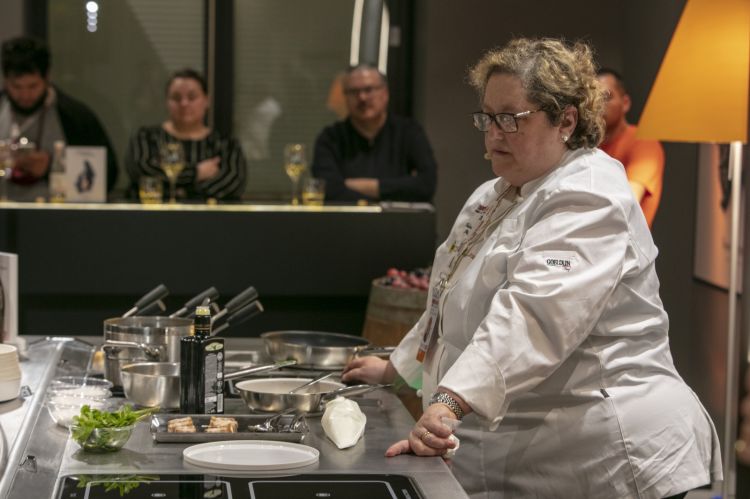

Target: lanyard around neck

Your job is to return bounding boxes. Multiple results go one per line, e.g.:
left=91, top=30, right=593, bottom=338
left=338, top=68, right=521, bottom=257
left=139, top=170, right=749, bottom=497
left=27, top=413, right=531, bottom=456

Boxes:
left=443, top=184, right=519, bottom=285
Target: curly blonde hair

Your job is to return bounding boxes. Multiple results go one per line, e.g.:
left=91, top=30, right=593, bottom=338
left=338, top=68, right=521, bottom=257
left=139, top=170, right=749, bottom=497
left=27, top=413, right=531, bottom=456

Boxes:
left=469, top=38, right=605, bottom=149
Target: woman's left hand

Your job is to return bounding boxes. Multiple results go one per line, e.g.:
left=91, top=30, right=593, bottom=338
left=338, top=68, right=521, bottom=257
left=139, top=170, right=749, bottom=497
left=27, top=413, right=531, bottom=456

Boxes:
left=196, top=156, right=220, bottom=181
left=385, top=403, right=457, bottom=457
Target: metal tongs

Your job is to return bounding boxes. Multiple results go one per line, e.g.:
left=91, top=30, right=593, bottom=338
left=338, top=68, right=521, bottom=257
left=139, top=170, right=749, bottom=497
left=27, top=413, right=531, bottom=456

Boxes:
left=247, top=408, right=297, bottom=433
left=122, top=284, right=169, bottom=317
left=211, top=286, right=264, bottom=335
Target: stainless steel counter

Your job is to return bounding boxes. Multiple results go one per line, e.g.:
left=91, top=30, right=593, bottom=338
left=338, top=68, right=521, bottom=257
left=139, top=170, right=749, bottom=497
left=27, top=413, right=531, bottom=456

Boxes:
left=1, top=337, right=468, bottom=499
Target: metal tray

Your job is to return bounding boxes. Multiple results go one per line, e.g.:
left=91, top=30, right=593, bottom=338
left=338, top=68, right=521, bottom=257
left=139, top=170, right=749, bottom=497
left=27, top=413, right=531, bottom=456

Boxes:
left=150, top=413, right=308, bottom=443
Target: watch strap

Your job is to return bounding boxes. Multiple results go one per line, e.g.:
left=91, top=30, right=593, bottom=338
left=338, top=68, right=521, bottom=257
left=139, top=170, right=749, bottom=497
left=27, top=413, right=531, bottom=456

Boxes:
left=430, top=391, right=465, bottom=420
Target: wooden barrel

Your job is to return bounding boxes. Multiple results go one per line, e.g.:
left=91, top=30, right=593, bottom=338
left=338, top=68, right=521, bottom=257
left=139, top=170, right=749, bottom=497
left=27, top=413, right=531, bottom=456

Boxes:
left=362, top=278, right=428, bottom=421
left=362, top=278, right=428, bottom=347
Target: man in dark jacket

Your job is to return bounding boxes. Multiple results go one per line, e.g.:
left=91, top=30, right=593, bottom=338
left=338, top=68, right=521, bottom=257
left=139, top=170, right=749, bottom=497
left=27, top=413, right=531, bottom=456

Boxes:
left=312, top=65, right=437, bottom=202
left=0, top=36, right=117, bottom=200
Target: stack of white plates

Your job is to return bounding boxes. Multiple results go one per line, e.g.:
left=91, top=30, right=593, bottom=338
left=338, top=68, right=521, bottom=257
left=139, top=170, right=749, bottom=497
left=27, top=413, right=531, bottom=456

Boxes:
left=0, top=344, right=21, bottom=402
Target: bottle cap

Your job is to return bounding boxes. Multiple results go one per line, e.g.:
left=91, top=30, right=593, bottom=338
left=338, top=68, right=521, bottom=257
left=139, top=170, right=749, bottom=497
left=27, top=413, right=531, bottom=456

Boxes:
left=195, top=305, right=211, bottom=316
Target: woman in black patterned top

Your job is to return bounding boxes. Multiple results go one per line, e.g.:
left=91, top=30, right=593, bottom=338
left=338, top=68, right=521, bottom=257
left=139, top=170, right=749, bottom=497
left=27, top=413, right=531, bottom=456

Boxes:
left=125, top=68, right=246, bottom=201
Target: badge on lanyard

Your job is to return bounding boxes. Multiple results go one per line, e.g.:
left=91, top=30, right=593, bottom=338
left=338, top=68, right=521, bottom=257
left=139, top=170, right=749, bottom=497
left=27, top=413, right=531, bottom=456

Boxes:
left=417, top=278, right=445, bottom=362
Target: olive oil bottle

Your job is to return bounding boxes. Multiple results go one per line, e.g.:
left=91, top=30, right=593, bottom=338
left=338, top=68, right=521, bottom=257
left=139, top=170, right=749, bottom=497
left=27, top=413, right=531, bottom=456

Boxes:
left=179, top=305, right=224, bottom=413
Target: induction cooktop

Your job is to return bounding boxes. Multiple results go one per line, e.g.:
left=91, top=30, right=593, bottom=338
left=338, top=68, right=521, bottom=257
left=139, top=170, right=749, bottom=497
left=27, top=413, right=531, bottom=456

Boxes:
left=55, top=473, right=424, bottom=499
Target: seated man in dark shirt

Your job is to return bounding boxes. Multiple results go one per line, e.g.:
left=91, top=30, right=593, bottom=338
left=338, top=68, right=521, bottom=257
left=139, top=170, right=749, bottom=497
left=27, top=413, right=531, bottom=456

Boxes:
left=311, top=64, right=437, bottom=202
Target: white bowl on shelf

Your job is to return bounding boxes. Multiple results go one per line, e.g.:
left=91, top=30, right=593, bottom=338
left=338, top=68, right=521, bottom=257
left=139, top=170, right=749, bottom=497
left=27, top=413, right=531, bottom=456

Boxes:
left=48, top=376, right=113, bottom=399
left=0, top=377, right=21, bottom=402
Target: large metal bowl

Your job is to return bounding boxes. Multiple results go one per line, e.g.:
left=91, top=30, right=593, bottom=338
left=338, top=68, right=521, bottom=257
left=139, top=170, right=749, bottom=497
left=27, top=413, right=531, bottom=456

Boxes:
left=120, top=362, right=180, bottom=409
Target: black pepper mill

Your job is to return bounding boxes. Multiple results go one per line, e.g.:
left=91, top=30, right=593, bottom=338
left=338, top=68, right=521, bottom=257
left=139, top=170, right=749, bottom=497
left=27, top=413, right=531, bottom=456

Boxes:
left=179, top=305, right=224, bottom=413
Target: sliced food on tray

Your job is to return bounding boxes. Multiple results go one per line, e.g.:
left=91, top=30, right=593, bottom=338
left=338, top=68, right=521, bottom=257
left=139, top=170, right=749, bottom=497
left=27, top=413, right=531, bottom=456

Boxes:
left=207, top=416, right=238, bottom=433
left=166, top=415, right=239, bottom=433
left=167, top=416, right=196, bottom=433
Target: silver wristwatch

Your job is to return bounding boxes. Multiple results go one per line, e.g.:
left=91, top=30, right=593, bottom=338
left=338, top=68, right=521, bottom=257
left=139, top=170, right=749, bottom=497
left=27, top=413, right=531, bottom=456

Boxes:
left=429, top=392, right=465, bottom=420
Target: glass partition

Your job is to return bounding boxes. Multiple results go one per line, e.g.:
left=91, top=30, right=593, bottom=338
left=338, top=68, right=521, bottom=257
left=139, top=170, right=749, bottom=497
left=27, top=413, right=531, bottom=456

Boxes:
left=48, top=0, right=205, bottom=192
left=233, top=0, right=352, bottom=199
left=44, top=0, right=357, bottom=199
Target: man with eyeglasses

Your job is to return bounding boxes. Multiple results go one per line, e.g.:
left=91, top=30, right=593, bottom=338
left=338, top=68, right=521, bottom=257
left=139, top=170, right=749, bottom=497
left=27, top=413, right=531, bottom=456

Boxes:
left=311, top=64, right=437, bottom=202
left=597, top=68, right=664, bottom=229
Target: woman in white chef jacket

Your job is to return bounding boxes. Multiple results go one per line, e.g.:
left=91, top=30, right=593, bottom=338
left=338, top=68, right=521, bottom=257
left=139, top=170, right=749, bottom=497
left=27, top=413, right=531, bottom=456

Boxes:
left=342, top=38, right=721, bottom=499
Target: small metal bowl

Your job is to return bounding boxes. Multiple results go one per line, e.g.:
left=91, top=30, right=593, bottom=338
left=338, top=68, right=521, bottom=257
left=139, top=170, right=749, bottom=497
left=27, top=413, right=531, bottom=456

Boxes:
left=120, top=362, right=180, bottom=409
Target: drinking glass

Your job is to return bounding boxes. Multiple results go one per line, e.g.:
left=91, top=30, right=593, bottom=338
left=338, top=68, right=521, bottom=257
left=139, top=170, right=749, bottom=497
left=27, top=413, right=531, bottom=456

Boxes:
left=138, top=176, right=164, bottom=204
left=302, top=177, right=326, bottom=206
left=159, top=141, right=185, bottom=204
left=284, top=143, right=307, bottom=205
left=0, top=141, right=12, bottom=202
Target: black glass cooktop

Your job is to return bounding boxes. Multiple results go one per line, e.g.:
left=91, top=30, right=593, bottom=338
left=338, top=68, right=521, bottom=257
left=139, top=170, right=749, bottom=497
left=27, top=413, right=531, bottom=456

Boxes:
left=55, top=473, right=424, bottom=499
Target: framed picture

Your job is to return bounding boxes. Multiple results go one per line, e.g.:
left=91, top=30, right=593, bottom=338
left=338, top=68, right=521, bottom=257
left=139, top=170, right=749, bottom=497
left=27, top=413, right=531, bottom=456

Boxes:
left=64, top=146, right=107, bottom=202
left=694, top=143, right=747, bottom=290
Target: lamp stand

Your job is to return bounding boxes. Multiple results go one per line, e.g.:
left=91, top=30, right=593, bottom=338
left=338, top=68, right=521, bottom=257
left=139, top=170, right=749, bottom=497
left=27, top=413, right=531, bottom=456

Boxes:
left=723, top=140, right=744, bottom=499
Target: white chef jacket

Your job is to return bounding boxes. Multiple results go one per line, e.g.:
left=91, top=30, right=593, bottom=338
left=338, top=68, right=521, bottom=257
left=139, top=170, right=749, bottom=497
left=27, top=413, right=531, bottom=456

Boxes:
left=390, top=148, right=721, bottom=498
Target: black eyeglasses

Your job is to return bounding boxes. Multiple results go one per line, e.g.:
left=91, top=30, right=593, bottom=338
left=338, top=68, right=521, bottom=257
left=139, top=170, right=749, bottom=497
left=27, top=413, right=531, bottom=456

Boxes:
left=343, top=85, right=385, bottom=97
left=471, top=110, right=541, bottom=133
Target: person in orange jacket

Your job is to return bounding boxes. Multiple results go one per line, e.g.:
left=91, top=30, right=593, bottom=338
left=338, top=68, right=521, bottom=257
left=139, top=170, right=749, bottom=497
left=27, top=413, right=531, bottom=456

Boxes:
left=597, top=68, right=665, bottom=229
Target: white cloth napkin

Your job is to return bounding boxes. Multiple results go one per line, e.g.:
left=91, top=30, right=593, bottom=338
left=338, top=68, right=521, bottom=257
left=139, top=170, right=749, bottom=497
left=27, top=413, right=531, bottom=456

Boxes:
left=442, top=417, right=461, bottom=459
left=321, top=396, right=367, bottom=449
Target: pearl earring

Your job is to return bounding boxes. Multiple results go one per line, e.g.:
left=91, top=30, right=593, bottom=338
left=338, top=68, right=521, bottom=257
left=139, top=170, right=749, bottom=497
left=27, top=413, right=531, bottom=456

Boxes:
left=483, top=152, right=491, bottom=160
left=562, top=135, right=569, bottom=143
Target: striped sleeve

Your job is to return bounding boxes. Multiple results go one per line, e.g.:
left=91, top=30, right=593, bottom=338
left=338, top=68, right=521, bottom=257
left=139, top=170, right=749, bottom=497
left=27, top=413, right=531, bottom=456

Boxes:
left=195, top=135, right=247, bottom=200
left=125, top=126, right=165, bottom=187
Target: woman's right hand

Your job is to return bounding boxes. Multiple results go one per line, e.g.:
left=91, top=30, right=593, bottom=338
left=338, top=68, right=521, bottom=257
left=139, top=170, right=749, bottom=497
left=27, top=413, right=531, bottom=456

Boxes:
left=196, top=156, right=220, bottom=181
left=341, top=356, right=394, bottom=385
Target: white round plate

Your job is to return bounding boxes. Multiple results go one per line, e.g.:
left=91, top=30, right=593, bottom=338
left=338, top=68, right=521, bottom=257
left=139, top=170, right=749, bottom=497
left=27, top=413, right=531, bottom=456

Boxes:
left=183, top=440, right=319, bottom=471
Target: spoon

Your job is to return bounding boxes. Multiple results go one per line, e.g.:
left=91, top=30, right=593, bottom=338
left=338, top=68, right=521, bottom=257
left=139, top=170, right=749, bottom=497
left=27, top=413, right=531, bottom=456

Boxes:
left=288, top=372, right=337, bottom=394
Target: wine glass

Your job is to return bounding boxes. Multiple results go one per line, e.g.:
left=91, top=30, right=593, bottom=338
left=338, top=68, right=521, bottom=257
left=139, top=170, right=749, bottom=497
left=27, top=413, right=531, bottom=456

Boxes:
left=0, top=141, right=12, bottom=202
left=284, top=143, right=307, bottom=205
left=159, top=141, right=185, bottom=204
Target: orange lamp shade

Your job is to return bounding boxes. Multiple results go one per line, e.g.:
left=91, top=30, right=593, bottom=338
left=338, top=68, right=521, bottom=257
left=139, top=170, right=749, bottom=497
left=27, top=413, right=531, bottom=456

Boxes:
left=637, top=0, right=750, bottom=143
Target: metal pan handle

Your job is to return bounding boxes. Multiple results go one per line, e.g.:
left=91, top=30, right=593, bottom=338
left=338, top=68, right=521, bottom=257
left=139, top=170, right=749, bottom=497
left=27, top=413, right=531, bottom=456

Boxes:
left=354, top=346, right=396, bottom=357
left=224, top=359, right=297, bottom=380
left=322, top=383, right=392, bottom=401
left=101, top=340, right=161, bottom=358
left=123, top=284, right=169, bottom=318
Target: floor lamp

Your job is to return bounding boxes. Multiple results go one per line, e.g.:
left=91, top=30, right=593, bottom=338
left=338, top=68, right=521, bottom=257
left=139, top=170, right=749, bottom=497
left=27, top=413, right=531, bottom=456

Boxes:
left=636, top=0, right=749, bottom=497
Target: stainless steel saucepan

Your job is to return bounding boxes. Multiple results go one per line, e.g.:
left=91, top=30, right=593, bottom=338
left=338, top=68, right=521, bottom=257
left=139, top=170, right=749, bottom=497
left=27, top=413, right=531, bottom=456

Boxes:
left=234, top=377, right=390, bottom=413
left=261, top=331, right=394, bottom=370
left=104, top=286, right=263, bottom=387
left=103, top=316, right=192, bottom=387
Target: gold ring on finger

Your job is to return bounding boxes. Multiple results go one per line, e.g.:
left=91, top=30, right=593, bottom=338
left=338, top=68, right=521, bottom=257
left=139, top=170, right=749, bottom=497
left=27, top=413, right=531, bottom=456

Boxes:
left=420, top=430, right=431, bottom=441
